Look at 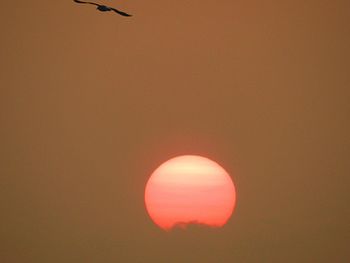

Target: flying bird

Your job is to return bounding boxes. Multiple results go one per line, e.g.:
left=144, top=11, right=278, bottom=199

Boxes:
left=73, top=0, right=132, bottom=17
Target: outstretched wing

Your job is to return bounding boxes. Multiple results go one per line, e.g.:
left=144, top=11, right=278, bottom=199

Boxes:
left=74, top=0, right=132, bottom=17
left=111, top=8, right=132, bottom=17
left=73, top=0, right=99, bottom=7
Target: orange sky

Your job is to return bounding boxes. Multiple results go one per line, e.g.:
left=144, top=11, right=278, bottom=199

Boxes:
left=1, top=0, right=349, bottom=262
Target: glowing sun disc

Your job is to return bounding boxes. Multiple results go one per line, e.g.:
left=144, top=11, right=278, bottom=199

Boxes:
left=144, top=155, right=236, bottom=230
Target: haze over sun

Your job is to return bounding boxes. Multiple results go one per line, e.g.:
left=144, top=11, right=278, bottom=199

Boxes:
left=145, top=155, right=236, bottom=230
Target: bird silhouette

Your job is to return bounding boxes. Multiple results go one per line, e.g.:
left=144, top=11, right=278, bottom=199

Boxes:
left=73, top=0, right=132, bottom=17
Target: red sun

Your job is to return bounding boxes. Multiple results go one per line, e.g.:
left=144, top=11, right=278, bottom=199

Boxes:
left=144, top=155, right=236, bottom=230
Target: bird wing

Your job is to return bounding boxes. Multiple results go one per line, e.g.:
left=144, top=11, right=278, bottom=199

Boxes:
left=110, top=8, right=132, bottom=17
left=73, top=0, right=99, bottom=7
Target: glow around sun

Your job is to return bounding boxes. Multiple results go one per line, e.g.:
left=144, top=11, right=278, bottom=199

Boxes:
left=144, top=155, right=236, bottom=230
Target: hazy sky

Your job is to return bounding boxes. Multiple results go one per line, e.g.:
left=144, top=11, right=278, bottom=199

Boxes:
left=1, top=0, right=349, bottom=262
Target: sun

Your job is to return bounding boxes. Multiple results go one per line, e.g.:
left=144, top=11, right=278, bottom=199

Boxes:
left=144, top=155, right=236, bottom=230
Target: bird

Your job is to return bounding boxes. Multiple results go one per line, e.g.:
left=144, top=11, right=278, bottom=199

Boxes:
left=73, top=0, right=132, bottom=17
